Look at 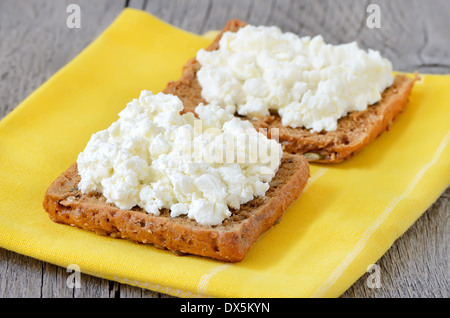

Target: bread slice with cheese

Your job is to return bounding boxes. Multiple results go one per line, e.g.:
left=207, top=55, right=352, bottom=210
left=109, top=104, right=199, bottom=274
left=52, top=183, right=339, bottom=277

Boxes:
left=163, top=19, right=418, bottom=163
left=43, top=153, right=309, bottom=262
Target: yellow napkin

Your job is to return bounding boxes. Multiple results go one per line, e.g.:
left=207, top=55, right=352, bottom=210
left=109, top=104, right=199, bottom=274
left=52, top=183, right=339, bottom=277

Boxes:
left=0, top=8, right=449, bottom=298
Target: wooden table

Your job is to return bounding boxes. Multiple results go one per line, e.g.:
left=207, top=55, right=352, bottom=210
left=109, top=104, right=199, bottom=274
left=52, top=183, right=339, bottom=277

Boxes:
left=0, top=0, right=448, bottom=298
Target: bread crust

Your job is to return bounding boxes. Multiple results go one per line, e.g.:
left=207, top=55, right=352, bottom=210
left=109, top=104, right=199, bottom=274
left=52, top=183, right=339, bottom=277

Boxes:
left=163, top=19, right=418, bottom=163
left=43, top=154, right=310, bottom=262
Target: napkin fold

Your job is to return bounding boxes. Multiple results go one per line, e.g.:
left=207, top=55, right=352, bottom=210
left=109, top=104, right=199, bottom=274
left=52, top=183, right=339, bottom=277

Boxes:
left=0, top=8, right=449, bottom=298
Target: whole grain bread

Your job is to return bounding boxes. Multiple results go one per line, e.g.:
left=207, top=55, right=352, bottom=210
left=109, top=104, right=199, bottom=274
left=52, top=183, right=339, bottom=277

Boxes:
left=43, top=153, right=310, bottom=262
left=163, top=19, right=418, bottom=163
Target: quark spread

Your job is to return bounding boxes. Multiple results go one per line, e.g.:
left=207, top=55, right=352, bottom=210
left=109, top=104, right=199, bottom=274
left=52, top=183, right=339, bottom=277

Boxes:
left=196, top=25, right=394, bottom=132
left=77, top=92, right=282, bottom=226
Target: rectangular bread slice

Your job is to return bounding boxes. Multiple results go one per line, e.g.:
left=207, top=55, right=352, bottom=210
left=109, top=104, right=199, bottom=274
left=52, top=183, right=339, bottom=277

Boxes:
left=163, top=19, right=418, bottom=163
left=43, top=153, right=310, bottom=262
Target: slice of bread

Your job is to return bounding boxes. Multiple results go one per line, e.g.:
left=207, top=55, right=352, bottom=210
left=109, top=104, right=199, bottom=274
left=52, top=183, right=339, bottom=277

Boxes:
left=163, top=19, right=418, bottom=163
left=43, top=153, right=309, bottom=262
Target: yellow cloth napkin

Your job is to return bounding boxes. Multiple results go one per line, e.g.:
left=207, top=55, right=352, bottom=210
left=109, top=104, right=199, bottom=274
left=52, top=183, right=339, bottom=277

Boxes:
left=0, top=8, right=449, bottom=298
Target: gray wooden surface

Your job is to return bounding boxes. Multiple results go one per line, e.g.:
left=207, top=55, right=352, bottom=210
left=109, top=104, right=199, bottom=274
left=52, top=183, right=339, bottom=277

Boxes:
left=0, top=0, right=448, bottom=298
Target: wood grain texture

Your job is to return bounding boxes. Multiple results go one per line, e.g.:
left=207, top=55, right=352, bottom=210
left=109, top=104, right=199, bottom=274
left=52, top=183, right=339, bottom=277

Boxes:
left=0, top=0, right=448, bottom=298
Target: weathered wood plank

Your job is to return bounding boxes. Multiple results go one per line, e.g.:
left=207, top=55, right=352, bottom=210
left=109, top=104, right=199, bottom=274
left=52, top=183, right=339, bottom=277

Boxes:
left=137, top=0, right=450, bottom=74
left=0, top=0, right=154, bottom=299
left=0, top=249, right=43, bottom=297
left=0, top=0, right=126, bottom=120
left=0, top=0, right=448, bottom=298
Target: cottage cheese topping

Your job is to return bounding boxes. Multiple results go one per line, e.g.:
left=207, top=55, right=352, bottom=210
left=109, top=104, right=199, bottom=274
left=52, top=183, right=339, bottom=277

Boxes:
left=196, top=25, right=394, bottom=132
left=77, top=91, right=282, bottom=226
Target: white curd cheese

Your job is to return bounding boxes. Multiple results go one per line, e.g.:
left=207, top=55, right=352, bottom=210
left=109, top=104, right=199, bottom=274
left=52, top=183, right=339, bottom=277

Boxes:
left=76, top=91, right=282, bottom=226
left=196, top=25, right=394, bottom=132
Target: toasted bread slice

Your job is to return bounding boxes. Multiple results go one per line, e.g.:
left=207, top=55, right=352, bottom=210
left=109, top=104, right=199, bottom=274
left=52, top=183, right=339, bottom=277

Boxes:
left=43, top=154, right=309, bottom=262
left=163, top=19, right=418, bottom=163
